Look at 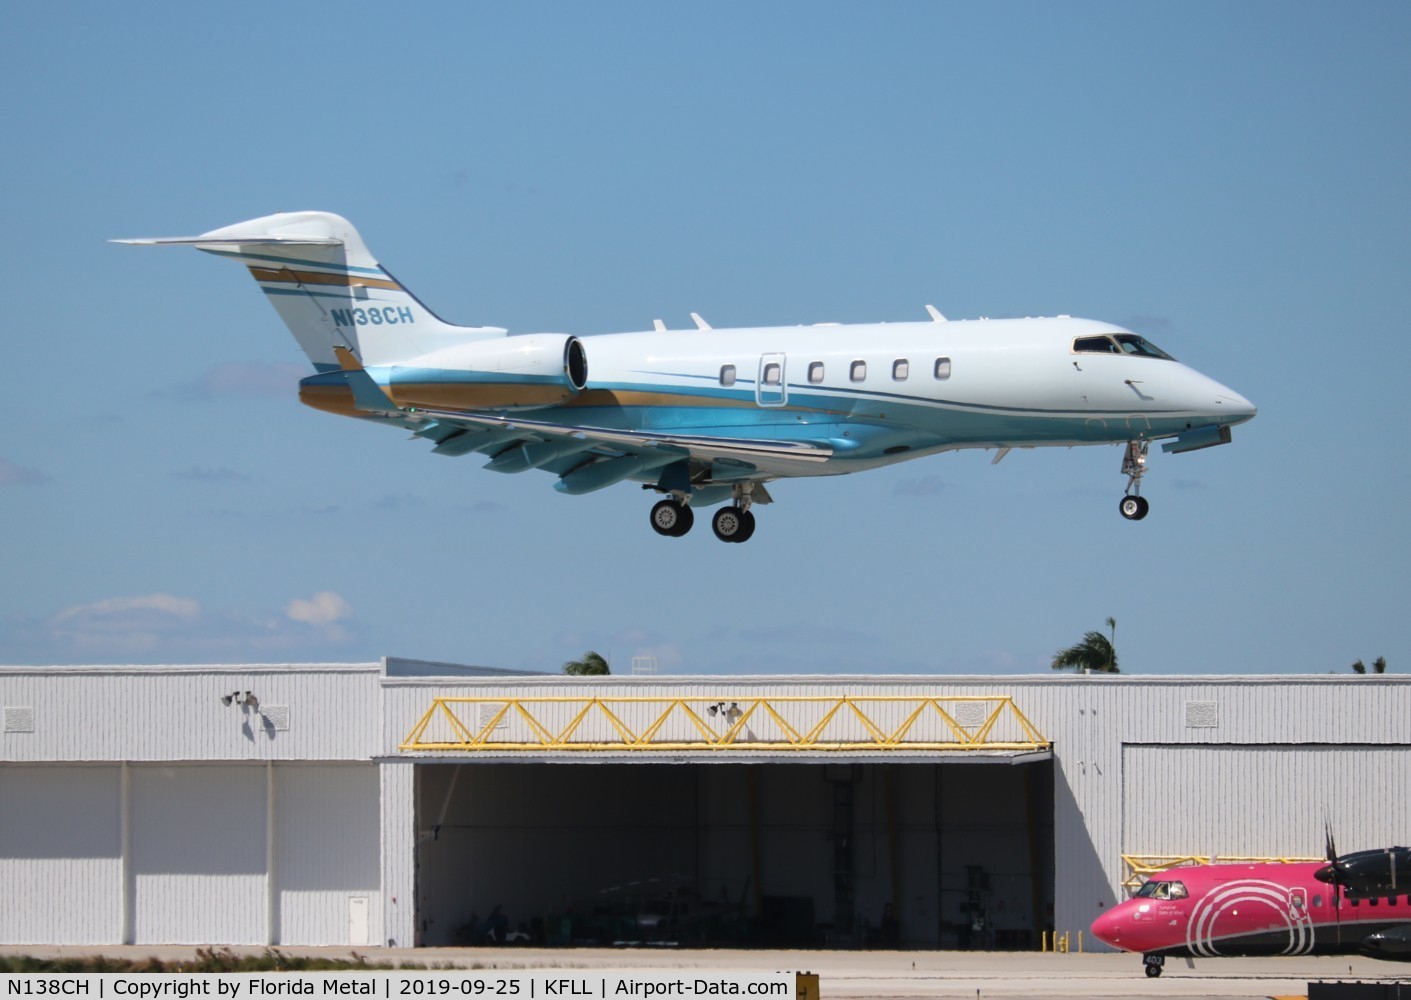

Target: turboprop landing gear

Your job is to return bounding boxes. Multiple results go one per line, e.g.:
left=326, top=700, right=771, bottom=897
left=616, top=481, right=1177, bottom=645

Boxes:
left=1119, top=440, right=1151, bottom=521
left=1142, top=953, right=1164, bottom=978
left=649, top=498, right=694, bottom=537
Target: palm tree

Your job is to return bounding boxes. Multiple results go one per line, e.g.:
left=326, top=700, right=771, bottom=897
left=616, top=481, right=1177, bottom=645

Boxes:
left=1052, top=618, right=1119, bottom=673
left=563, top=650, right=610, bottom=675
left=1352, top=657, right=1388, bottom=675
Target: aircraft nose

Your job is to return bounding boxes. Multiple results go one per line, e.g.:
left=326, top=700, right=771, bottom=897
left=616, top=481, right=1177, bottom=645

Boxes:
left=1216, top=387, right=1257, bottom=423
left=1090, top=907, right=1124, bottom=947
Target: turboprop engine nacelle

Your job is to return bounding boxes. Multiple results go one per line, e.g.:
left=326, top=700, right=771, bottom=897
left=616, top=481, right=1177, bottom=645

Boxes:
left=384, top=333, right=588, bottom=412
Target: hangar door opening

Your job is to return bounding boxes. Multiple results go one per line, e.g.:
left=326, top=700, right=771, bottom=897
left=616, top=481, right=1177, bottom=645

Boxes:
left=415, top=760, right=1052, bottom=948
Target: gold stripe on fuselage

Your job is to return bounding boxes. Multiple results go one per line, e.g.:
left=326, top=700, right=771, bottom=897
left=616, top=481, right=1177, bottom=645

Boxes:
left=247, top=266, right=402, bottom=291
left=300, top=383, right=845, bottom=420
left=386, top=382, right=578, bottom=411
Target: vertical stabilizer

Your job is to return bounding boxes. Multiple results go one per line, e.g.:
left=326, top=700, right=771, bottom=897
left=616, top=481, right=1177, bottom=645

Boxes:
left=115, top=211, right=507, bottom=370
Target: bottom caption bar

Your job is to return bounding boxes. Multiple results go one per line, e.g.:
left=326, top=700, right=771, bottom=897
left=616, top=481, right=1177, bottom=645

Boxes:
left=0, top=973, right=804, bottom=1000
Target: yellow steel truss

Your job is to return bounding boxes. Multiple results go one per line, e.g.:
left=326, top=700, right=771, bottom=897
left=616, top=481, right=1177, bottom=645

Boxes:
left=399, top=694, right=1051, bottom=753
left=1121, top=854, right=1323, bottom=891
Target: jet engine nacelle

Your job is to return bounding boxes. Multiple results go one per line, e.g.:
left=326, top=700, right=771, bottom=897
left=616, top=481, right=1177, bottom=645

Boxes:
left=385, top=333, right=588, bottom=412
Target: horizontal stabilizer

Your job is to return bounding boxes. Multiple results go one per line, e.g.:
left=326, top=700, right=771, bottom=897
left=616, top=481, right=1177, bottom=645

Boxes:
left=111, top=235, right=342, bottom=247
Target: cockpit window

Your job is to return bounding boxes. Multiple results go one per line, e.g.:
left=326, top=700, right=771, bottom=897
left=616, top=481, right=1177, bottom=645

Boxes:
left=1113, top=333, right=1176, bottom=361
left=1135, top=880, right=1188, bottom=900
left=1072, top=334, right=1176, bottom=361
left=1073, top=336, right=1122, bottom=354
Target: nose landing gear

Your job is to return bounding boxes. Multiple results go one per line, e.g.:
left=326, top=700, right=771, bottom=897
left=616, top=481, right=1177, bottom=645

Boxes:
left=1119, top=440, right=1151, bottom=521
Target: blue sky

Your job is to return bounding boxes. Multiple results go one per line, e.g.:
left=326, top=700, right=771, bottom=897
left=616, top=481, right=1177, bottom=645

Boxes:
left=2, top=2, right=1407, bottom=675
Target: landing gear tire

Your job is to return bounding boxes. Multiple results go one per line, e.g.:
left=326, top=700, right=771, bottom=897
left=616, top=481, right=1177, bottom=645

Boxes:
left=1119, top=495, right=1150, bottom=521
left=650, top=499, right=694, bottom=537
left=712, top=506, right=756, bottom=543
left=1142, top=955, right=1164, bottom=978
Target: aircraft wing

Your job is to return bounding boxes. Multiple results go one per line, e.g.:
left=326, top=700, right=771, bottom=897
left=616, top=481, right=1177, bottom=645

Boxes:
left=410, top=406, right=830, bottom=495
left=420, top=406, right=833, bottom=465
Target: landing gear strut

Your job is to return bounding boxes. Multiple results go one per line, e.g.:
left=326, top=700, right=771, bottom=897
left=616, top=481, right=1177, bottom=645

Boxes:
left=1142, top=953, right=1164, bottom=978
left=1119, top=440, right=1151, bottom=521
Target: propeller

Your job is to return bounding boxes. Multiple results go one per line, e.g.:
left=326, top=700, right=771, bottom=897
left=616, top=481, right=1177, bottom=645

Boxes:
left=1318, top=820, right=1344, bottom=940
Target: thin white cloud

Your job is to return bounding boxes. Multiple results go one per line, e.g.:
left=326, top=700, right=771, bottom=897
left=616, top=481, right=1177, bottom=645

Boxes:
left=286, top=591, right=353, bottom=627
left=45, top=593, right=202, bottom=655
left=51, top=593, right=200, bottom=625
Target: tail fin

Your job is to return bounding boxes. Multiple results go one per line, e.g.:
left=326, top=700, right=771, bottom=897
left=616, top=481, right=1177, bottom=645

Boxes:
left=115, top=211, right=506, bottom=370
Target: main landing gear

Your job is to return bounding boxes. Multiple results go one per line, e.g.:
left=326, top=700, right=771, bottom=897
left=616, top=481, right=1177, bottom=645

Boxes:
left=648, top=484, right=759, bottom=543
left=649, top=498, right=694, bottom=537
left=1119, top=440, right=1151, bottom=521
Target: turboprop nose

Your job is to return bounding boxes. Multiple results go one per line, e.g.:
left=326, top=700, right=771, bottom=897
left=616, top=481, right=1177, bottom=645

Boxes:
left=1090, top=907, right=1124, bottom=947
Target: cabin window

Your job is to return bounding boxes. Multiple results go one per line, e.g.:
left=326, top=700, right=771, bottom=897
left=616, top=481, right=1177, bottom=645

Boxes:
left=808, top=362, right=824, bottom=384
left=720, top=365, right=736, bottom=387
left=1370, top=897, right=1379, bottom=906
left=762, top=362, right=782, bottom=386
left=850, top=360, right=867, bottom=382
left=892, top=359, right=910, bottom=381
left=1313, top=894, right=1323, bottom=908
left=1352, top=898, right=1360, bottom=907
left=934, top=357, right=952, bottom=380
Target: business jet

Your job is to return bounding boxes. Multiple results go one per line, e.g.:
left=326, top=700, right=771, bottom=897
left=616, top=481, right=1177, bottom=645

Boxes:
left=117, top=211, right=1256, bottom=542
left=1090, top=841, right=1411, bottom=977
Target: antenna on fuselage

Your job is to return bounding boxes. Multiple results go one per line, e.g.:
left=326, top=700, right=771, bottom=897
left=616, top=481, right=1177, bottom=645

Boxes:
left=653, top=319, right=667, bottom=332
left=924, top=304, right=947, bottom=322
left=690, top=312, right=712, bottom=331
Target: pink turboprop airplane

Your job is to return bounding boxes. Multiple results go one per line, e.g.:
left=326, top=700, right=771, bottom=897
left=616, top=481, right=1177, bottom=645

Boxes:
left=1090, top=841, right=1411, bottom=977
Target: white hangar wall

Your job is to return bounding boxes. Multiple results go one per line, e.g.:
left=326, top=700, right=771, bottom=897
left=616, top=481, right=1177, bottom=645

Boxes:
left=0, top=664, right=387, bottom=946
left=0, top=760, right=381, bottom=946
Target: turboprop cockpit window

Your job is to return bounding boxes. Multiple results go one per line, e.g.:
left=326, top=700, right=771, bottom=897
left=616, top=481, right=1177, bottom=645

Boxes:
left=1134, top=880, right=1187, bottom=900
left=1113, top=334, right=1176, bottom=361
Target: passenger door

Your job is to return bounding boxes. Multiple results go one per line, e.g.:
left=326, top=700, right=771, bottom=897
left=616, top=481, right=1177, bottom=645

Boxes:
left=757, top=353, right=787, bottom=407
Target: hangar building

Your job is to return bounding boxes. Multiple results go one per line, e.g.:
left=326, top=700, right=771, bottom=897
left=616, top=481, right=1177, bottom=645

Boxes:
left=2, top=660, right=1407, bottom=948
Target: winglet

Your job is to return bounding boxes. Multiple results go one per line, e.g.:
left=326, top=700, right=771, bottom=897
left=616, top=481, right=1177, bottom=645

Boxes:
left=925, top=304, right=947, bottom=323
left=332, top=346, right=401, bottom=414
left=690, top=312, right=712, bottom=331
